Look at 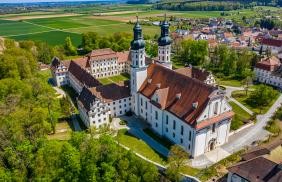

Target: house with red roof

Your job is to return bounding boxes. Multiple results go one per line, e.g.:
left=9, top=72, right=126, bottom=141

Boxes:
left=254, top=56, right=282, bottom=88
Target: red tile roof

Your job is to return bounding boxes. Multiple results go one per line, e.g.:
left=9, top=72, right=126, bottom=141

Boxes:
left=68, top=61, right=101, bottom=88
left=261, top=38, right=282, bottom=47
left=255, top=56, right=280, bottom=71
left=116, top=51, right=131, bottom=63
left=175, top=67, right=210, bottom=82
left=88, top=48, right=118, bottom=61
left=195, top=111, right=234, bottom=129
left=139, top=64, right=217, bottom=127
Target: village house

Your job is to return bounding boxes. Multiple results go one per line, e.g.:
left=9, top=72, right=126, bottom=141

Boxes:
left=254, top=56, right=282, bottom=88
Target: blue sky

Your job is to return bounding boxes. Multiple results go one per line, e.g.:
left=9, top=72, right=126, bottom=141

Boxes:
left=0, top=0, right=114, bottom=3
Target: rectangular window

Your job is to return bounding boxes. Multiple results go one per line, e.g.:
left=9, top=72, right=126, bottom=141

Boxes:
left=145, top=101, right=147, bottom=109
left=189, top=131, right=191, bottom=141
left=155, top=111, right=158, bottom=120
left=212, top=123, right=216, bottom=133
left=141, top=98, right=143, bottom=106
left=180, top=138, right=183, bottom=144
left=173, top=120, right=176, bottom=130
left=155, top=123, right=158, bottom=127
left=181, top=125, right=184, bottom=135
left=214, top=102, right=218, bottom=115
left=166, top=115, right=168, bottom=124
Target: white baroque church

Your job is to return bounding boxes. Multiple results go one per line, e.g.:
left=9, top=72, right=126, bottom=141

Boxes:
left=51, top=17, right=233, bottom=157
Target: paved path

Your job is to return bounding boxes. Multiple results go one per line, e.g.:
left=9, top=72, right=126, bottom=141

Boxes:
left=120, top=116, right=170, bottom=157
left=225, top=86, right=254, bottom=116
left=229, top=97, right=254, bottom=115
left=191, top=94, right=282, bottom=168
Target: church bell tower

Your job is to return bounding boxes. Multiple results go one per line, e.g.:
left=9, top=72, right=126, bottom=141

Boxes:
left=130, top=16, right=147, bottom=116
left=158, top=14, right=172, bottom=69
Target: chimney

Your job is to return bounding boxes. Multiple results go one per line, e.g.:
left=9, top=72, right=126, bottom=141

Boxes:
left=176, top=93, right=181, bottom=99
left=192, top=102, right=198, bottom=109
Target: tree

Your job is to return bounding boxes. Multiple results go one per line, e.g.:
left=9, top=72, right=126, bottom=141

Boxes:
left=242, top=72, right=253, bottom=95
left=64, top=37, right=77, bottom=56
left=60, top=96, right=73, bottom=118
left=248, top=85, right=277, bottom=113
left=166, top=145, right=189, bottom=182
left=146, top=42, right=158, bottom=58
left=178, top=39, right=208, bottom=66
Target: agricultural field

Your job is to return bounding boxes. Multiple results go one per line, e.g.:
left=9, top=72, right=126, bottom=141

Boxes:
left=1, top=5, right=280, bottom=46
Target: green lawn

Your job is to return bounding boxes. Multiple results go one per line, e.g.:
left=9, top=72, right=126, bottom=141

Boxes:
left=229, top=101, right=252, bottom=130
left=232, top=90, right=280, bottom=114
left=217, top=78, right=242, bottom=87
left=116, top=129, right=166, bottom=165
left=0, top=21, right=51, bottom=36
left=143, top=128, right=174, bottom=150
left=9, top=30, right=82, bottom=46
left=98, top=73, right=130, bottom=85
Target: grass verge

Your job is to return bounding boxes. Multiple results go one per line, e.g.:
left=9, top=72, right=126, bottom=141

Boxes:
left=116, top=129, right=166, bottom=165
left=229, top=101, right=252, bottom=130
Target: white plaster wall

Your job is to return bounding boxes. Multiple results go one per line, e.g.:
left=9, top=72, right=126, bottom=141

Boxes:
left=193, top=128, right=207, bottom=157
left=107, top=97, right=131, bottom=117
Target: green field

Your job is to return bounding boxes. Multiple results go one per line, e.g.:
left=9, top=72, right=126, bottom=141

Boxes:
left=0, top=21, right=51, bottom=36
left=9, top=31, right=82, bottom=46
left=1, top=5, right=280, bottom=46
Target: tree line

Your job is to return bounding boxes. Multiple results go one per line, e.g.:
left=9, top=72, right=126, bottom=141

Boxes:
left=153, top=0, right=279, bottom=11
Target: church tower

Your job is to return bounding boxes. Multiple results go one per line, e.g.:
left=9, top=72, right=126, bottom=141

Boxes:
left=130, top=17, right=147, bottom=116
left=158, top=14, right=172, bottom=69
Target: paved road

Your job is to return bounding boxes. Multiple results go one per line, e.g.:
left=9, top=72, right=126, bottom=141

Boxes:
left=191, top=94, right=282, bottom=168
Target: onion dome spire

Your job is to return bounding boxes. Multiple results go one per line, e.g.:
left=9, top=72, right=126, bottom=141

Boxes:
left=131, top=15, right=145, bottom=50
left=158, top=13, right=172, bottom=46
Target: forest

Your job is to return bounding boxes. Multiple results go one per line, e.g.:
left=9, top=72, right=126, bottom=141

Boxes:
left=154, top=0, right=280, bottom=11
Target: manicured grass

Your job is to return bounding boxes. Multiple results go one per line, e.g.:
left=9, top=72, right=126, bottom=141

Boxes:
left=116, top=129, right=166, bottom=165
left=9, top=30, right=82, bottom=46
left=143, top=128, right=174, bottom=150
left=217, top=78, right=242, bottom=87
left=232, top=90, right=280, bottom=114
left=110, top=73, right=130, bottom=82
left=98, top=78, right=114, bottom=85
left=98, top=73, right=130, bottom=85
left=0, top=21, right=50, bottom=36
left=229, top=101, right=252, bottom=130
left=0, top=19, right=14, bottom=24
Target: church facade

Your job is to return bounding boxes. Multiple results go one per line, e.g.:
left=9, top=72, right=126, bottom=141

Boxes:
left=51, top=17, right=233, bottom=157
